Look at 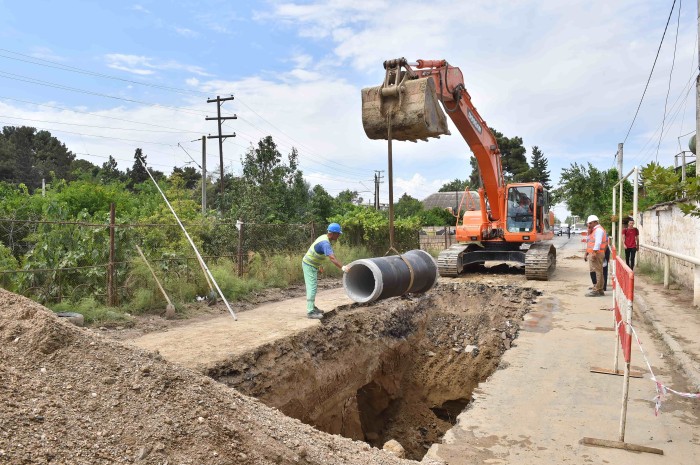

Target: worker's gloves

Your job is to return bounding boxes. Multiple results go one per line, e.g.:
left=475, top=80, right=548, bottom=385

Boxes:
left=342, top=265, right=349, bottom=273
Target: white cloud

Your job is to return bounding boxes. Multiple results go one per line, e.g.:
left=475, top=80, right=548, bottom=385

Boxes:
left=131, top=4, right=150, bottom=14
left=29, top=47, right=65, bottom=62
left=174, top=27, right=199, bottom=38
left=104, top=54, right=212, bottom=77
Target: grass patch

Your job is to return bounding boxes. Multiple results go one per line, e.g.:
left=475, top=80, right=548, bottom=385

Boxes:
left=635, top=261, right=667, bottom=285
left=52, top=297, right=132, bottom=326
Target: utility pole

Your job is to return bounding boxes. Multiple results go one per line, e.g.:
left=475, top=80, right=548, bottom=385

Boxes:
left=201, top=135, right=207, bottom=214
left=206, top=95, right=237, bottom=212
left=373, top=170, right=384, bottom=210
left=696, top=0, right=700, bottom=176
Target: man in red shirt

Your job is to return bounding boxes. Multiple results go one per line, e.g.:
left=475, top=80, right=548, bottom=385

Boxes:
left=622, top=219, right=639, bottom=270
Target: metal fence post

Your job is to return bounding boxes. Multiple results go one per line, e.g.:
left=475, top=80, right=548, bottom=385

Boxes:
left=237, top=220, right=244, bottom=277
left=444, top=226, right=448, bottom=249
left=108, top=203, right=116, bottom=306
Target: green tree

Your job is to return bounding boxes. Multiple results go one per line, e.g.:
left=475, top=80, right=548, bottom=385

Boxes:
left=0, top=127, right=77, bottom=189
left=239, top=136, right=307, bottom=222
left=519, top=146, right=551, bottom=189
left=394, top=193, right=423, bottom=218
left=127, top=148, right=149, bottom=189
left=553, top=162, right=619, bottom=223
left=71, top=159, right=100, bottom=181
left=439, top=178, right=469, bottom=192
left=309, top=184, right=335, bottom=224
left=99, top=156, right=123, bottom=183
left=468, top=156, right=480, bottom=187
left=171, top=166, right=200, bottom=189
left=492, top=129, right=529, bottom=182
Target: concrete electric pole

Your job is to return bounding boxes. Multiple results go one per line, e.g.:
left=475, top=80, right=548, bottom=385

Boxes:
left=206, top=95, right=237, bottom=212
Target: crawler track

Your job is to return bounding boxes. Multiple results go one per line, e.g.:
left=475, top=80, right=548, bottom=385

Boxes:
left=524, top=242, right=556, bottom=280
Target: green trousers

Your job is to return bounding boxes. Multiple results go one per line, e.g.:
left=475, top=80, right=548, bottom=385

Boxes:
left=302, top=262, right=318, bottom=313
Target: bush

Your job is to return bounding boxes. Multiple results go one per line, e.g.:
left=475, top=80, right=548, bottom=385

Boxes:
left=52, top=297, right=132, bottom=325
left=210, top=260, right=263, bottom=301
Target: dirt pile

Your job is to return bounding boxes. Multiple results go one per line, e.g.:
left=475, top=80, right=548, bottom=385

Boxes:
left=0, top=289, right=437, bottom=465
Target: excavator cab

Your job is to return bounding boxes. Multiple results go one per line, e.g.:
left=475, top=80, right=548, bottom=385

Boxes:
left=506, top=186, right=534, bottom=233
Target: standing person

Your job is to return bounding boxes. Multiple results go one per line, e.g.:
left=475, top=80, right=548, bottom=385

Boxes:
left=583, top=215, right=608, bottom=297
left=589, top=243, right=610, bottom=292
left=302, top=223, right=348, bottom=319
left=622, top=218, right=640, bottom=270
left=566, top=224, right=571, bottom=239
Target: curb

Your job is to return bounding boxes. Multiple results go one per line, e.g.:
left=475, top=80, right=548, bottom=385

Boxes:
left=634, top=290, right=700, bottom=393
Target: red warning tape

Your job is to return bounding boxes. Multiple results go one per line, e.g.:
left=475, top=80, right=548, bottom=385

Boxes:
left=626, top=324, right=700, bottom=415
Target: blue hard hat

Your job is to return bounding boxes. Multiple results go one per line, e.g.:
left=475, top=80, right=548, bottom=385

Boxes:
left=327, top=223, right=342, bottom=234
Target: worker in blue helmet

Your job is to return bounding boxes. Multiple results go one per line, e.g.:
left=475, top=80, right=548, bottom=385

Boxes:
left=302, top=223, right=349, bottom=319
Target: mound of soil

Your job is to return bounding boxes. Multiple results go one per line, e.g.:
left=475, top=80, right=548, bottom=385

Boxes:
left=0, top=289, right=439, bottom=465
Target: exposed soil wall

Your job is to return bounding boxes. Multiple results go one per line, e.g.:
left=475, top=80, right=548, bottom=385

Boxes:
left=207, top=282, right=540, bottom=459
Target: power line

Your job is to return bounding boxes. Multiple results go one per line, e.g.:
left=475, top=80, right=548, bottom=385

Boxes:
left=622, top=0, right=677, bottom=144
left=0, top=121, right=175, bottom=146
left=0, top=70, right=215, bottom=116
left=0, top=96, right=203, bottom=133
left=0, top=114, right=197, bottom=134
left=655, top=0, right=682, bottom=162
left=0, top=48, right=209, bottom=96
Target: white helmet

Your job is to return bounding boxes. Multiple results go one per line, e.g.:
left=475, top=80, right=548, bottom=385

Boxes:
left=586, top=214, right=599, bottom=224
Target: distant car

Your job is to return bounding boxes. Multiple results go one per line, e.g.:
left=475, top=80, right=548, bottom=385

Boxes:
left=571, top=226, right=586, bottom=235
left=552, top=225, right=562, bottom=236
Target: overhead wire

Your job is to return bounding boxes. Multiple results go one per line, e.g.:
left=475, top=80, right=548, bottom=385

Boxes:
left=0, top=47, right=392, bottom=194
left=655, top=0, right=682, bottom=161
left=0, top=48, right=210, bottom=97
left=0, top=47, right=373, bottom=178
left=622, top=0, right=677, bottom=144
left=0, top=70, right=212, bottom=116
left=677, top=29, right=698, bottom=152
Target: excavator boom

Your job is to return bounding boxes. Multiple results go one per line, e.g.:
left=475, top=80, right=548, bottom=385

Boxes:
left=361, top=58, right=505, bottom=222
left=361, top=57, right=556, bottom=280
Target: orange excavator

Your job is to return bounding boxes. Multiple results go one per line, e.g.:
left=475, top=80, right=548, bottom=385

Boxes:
left=361, top=58, right=556, bottom=280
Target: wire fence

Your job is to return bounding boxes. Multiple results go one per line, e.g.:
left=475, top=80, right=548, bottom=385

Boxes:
left=0, top=213, right=315, bottom=306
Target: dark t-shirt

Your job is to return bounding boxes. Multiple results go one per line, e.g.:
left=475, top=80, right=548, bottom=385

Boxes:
left=622, top=227, right=639, bottom=249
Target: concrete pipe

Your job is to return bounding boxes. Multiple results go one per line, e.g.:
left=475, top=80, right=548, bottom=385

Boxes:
left=343, top=249, right=439, bottom=303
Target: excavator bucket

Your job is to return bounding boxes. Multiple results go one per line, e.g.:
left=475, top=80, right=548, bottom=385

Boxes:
left=361, top=77, right=450, bottom=142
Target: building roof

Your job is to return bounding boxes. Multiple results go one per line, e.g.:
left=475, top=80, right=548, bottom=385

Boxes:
left=422, top=191, right=481, bottom=211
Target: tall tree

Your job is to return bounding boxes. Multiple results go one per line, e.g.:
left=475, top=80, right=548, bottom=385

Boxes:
left=309, top=184, right=334, bottom=224
left=491, top=129, right=529, bottom=181
left=0, top=127, right=77, bottom=189
left=394, top=193, right=423, bottom=218
left=553, top=162, right=617, bottom=222
left=439, top=178, right=469, bottom=192
left=239, top=136, right=306, bottom=222
left=127, top=148, right=149, bottom=188
left=99, top=156, right=123, bottom=183
left=519, top=146, right=552, bottom=189
left=468, top=156, right=480, bottom=187
left=171, top=166, right=200, bottom=189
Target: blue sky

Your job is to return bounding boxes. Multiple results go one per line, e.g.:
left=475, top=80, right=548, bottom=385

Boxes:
left=0, top=1, right=696, bottom=220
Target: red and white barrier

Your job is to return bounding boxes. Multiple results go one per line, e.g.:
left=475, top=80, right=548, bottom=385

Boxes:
left=582, top=246, right=664, bottom=454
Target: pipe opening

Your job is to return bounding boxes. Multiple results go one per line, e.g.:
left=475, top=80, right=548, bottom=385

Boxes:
left=344, top=262, right=381, bottom=303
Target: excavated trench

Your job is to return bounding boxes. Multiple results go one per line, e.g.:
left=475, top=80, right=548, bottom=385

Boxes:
left=207, top=281, right=540, bottom=460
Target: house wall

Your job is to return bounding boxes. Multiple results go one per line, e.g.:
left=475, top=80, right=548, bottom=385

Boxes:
left=638, top=202, right=700, bottom=288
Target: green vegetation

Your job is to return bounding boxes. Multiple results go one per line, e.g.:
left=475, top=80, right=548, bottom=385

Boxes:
left=1, top=126, right=466, bottom=323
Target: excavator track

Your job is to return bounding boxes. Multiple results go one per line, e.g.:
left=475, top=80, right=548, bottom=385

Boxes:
left=524, top=242, right=556, bottom=281
left=437, top=244, right=470, bottom=277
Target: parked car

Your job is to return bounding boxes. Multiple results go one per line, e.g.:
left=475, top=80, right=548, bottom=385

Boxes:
left=552, top=225, right=562, bottom=236
left=571, top=224, right=587, bottom=235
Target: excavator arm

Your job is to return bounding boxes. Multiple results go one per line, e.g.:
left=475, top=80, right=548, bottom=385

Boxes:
left=361, top=58, right=506, bottom=221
